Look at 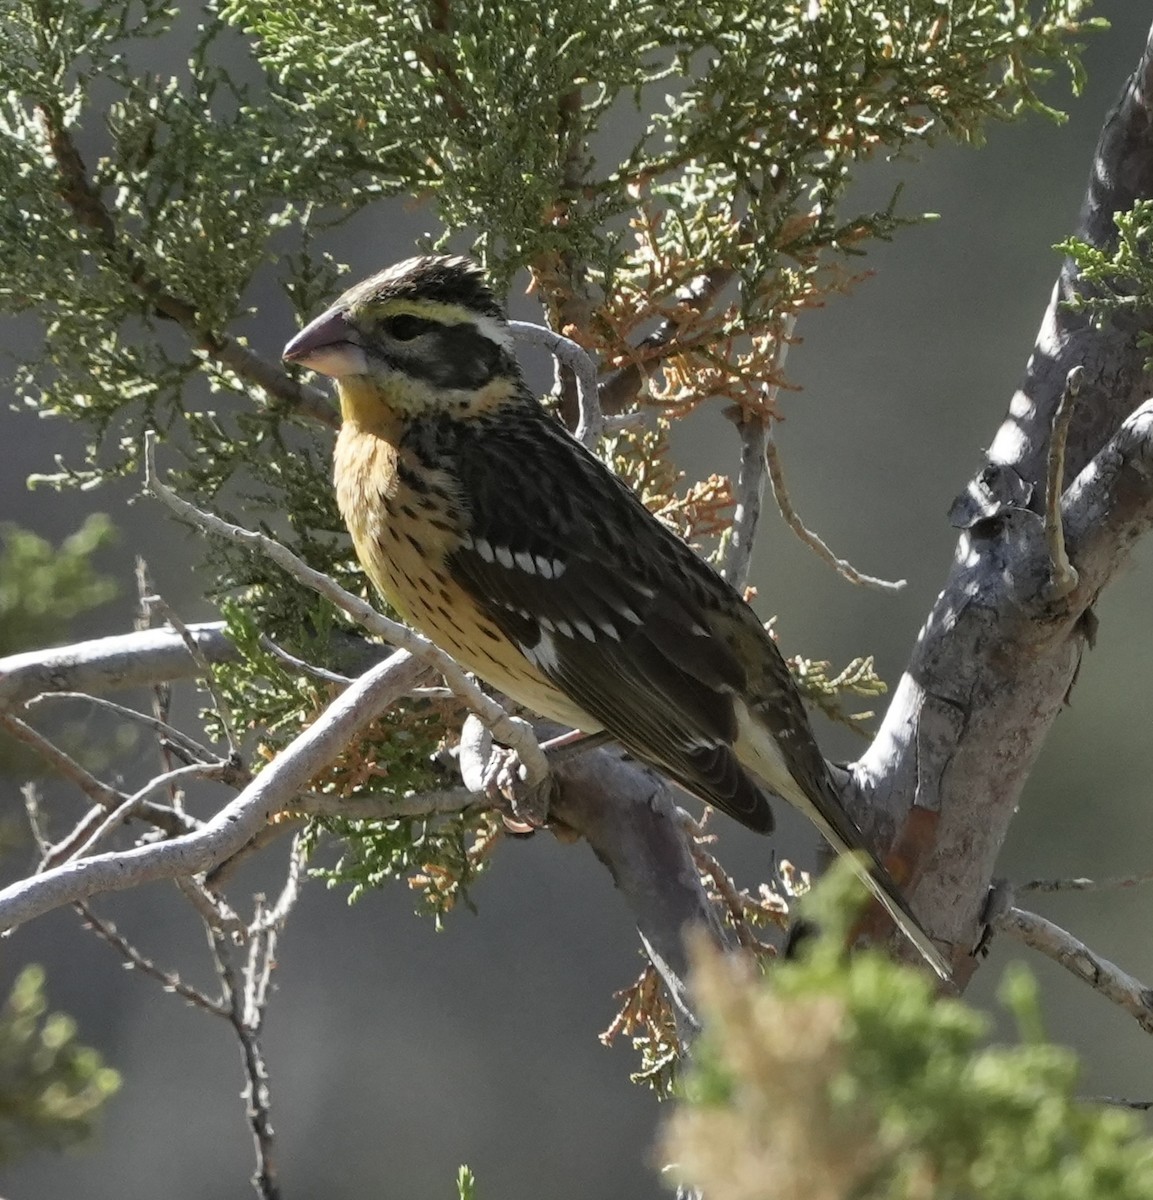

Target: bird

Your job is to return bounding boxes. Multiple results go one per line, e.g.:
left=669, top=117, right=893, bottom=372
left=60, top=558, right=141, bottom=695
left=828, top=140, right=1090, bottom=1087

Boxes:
left=282, top=254, right=950, bottom=980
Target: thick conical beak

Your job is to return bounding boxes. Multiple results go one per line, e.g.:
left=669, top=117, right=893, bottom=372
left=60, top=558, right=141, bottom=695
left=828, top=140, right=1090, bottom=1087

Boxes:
left=282, top=309, right=369, bottom=378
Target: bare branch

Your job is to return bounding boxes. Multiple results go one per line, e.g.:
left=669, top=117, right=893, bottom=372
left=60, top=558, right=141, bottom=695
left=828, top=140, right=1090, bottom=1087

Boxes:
left=1042, top=366, right=1083, bottom=599
left=259, top=636, right=353, bottom=685
left=996, top=905, right=1153, bottom=1036
left=764, top=429, right=907, bottom=593
left=510, top=320, right=604, bottom=447
left=28, top=691, right=217, bottom=764
left=720, top=415, right=769, bottom=591
left=211, top=932, right=282, bottom=1200
left=0, top=622, right=238, bottom=707
left=1, top=710, right=125, bottom=811
left=0, top=648, right=425, bottom=932
left=254, top=834, right=307, bottom=934
left=722, top=312, right=798, bottom=589
left=1095, top=1097, right=1153, bottom=1111
left=68, top=762, right=232, bottom=862
left=141, top=596, right=242, bottom=757
left=290, top=788, right=477, bottom=821
left=1021, top=868, right=1153, bottom=894
left=76, top=902, right=228, bottom=1016
left=174, top=876, right=247, bottom=938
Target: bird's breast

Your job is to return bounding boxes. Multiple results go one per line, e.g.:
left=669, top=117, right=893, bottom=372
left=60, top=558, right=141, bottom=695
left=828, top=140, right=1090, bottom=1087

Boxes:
left=333, top=420, right=594, bottom=731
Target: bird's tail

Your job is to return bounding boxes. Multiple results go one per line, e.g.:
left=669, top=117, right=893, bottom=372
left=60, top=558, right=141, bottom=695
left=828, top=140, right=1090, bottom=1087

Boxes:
left=806, top=804, right=952, bottom=982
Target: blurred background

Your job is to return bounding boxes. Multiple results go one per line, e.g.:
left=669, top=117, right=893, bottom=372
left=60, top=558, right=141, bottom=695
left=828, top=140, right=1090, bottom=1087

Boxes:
left=3, top=4, right=1153, bottom=1197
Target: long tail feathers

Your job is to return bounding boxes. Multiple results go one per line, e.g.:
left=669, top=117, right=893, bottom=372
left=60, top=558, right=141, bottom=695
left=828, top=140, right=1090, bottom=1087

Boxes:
left=849, top=852, right=952, bottom=981
left=811, top=809, right=952, bottom=982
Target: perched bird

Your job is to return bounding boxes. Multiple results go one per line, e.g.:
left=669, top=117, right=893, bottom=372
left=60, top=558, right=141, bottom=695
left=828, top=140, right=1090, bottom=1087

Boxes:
left=283, top=254, right=949, bottom=979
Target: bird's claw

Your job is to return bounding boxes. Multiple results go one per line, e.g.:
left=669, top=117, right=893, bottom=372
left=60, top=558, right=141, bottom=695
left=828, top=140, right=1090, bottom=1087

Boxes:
left=483, top=745, right=552, bottom=832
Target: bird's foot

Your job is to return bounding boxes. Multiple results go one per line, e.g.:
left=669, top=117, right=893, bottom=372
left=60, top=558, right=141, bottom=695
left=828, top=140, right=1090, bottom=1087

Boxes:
left=459, top=713, right=553, bottom=833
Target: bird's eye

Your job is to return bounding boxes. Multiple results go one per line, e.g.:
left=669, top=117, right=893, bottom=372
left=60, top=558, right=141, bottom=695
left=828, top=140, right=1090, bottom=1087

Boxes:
left=383, top=313, right=436, bottom=341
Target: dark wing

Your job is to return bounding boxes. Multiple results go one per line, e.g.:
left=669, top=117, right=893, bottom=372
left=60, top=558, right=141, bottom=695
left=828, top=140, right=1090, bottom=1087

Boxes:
left=444, top=397, right=784, bottom=833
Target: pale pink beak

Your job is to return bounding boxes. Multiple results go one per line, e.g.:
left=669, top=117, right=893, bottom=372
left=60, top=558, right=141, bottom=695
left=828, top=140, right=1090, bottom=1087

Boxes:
left=283, top=309, right=369, bottom=378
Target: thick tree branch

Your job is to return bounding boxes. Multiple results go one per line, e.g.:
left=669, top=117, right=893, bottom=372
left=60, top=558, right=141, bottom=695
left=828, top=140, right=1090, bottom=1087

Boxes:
left=549, top=749, right=729, bottom=1029
left=849, top=19, right=1153, bottom=983
left=0, top=622, right=237, bottom=707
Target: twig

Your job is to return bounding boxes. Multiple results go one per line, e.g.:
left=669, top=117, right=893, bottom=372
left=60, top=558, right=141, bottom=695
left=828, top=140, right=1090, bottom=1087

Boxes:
left=0, top=710, right=126, bottom=811
left=510, top=320, right=603, bottom=447
left=721, top=415, right=769, bottom=590
left=597, top=266, right=733, bottom=414
left=1020, top=868, right=1153, bottom=894
left=996, top=905, right=1153, bottom=1035
left=1043, top=365, right=1084, bottom=600
left=764, top=427, right=907, bottom=593
left=540, top=727, right=614, bottom=764
left=259, top=635, right=353, bottom=685
left=67, top=762, right=232, bottom=862
left=689, top=840, right=764, bottom=951
left=204, top=817, right=307, bottom=892
left=21, top=783, right=49, bottom=853
left=75, top=901, right=227, bottom=1015
left=27, top=691, right=216, bottom=764
left=174, top=876, right=247, bottom=938
left=144, top=431, right=549, bottom=789
left=41, top=802, right=197, bottom=871
left=0, top=648, right=426, bottom=933
left=6, top=708, right=197, bottom=858
left=143, top=596, right=242, bottom=758
left=210, top=931, right=281, bottom=1200
left=290, top=788, right=478, bottom=821
left=254, top=833, right=307, bottom=933
left=722, top=312, right=799, bottom=589
left=1094, top=1096, right=1153, bottom=1110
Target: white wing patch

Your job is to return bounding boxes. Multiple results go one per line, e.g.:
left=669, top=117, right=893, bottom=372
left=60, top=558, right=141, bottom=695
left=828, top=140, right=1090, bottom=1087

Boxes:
left=463, top=535, right=566, bottom=579
left=520, top=629, right=560, bottom=673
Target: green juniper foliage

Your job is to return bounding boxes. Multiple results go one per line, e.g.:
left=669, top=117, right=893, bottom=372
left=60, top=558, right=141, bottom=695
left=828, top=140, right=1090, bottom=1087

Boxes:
left=0, top=515, right=117, bottom=658
left=0, top=0, right=1102, bottom=902
left=667, top=868, right=1153, bottom=1200
left=1058, top=197, right=1153, bottom=365
left=0, top=516, right=120, bottom=777
left=0, top=966, right=121, bottom=1165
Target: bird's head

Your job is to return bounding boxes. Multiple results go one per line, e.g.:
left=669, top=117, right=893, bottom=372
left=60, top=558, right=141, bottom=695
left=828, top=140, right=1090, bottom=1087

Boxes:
left=283, top=255, right=520, bottom=420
